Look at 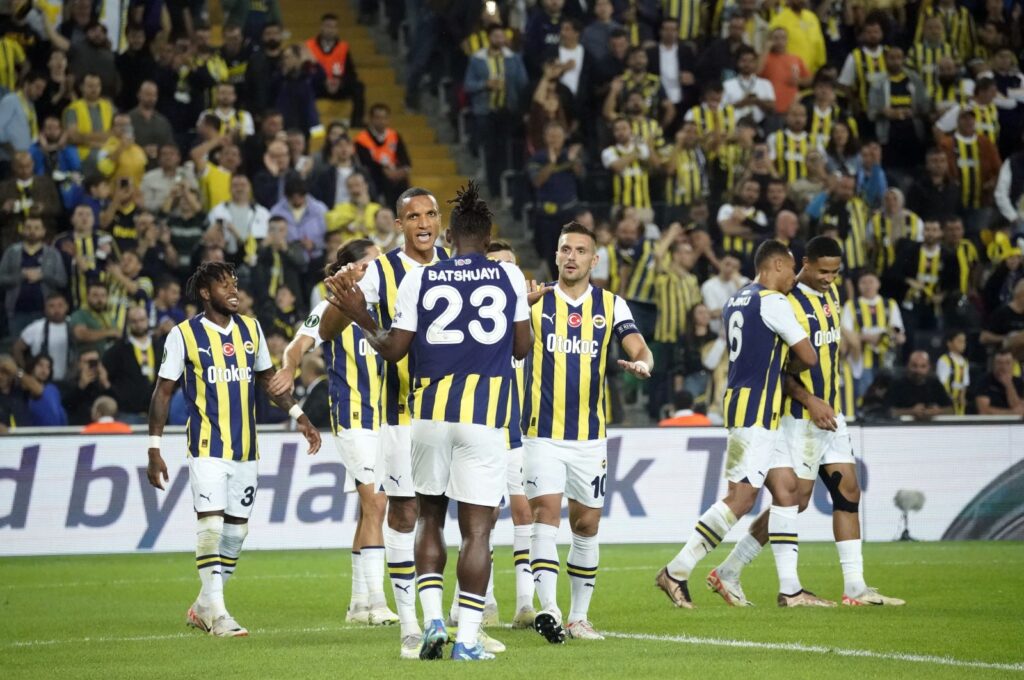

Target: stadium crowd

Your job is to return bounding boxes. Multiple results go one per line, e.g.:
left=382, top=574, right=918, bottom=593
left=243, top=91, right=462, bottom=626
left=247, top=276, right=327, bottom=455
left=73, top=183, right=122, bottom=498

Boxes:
left=1, top=0, right=1024, bottom=430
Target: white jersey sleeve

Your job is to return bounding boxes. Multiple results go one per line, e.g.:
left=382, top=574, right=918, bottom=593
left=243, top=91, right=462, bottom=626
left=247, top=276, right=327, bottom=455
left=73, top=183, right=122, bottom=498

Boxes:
left=158, top=326, right=185, bottom=380
left=501, top=262, right=531, bottom=322
left=253, top=320, right=273, bottom=371
left=358, top=260, right=382, bottom=305
left=935, top=355, right=952, bottom=385
left=297, top=300, right=331, bottom=349
left=760, top=292, right=809, bottom=346
left=391, top=266, right=425, bottom=332
left=600, top=146, right=618, bottom=169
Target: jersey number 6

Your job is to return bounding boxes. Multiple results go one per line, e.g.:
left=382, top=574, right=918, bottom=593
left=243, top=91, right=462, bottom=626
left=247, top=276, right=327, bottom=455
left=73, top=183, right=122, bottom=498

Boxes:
left=423, top=284, right=508, bottom=346
left=728, top=313, right=744, bottom=361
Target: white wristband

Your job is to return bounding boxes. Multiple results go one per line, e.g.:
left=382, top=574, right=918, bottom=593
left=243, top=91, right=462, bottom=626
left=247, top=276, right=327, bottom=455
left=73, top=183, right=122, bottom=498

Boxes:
left=634, top=360, right=650, bottom=374
left=288, top=404, right=304, bottom=420
left=149, top=435, right=161, bottom=450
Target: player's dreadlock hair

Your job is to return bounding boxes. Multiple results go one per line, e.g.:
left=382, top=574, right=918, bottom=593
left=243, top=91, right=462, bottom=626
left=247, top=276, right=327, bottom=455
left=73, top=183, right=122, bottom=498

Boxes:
left=325, top=238, right=376, bottom=277
left=185, top=261, right=236, bottom=305
left=447, top=181, right=492, bottom=241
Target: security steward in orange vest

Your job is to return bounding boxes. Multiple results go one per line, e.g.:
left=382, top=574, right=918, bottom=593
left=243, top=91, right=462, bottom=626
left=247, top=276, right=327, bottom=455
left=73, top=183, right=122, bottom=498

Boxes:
left=306, top=13, right=366, bottom=127
left=354, top=103, right=412, bottom=208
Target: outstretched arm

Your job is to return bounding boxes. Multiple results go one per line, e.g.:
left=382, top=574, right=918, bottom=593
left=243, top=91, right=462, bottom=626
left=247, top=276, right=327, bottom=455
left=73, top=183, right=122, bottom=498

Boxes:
left=618, top=332, right=654, bottom=379
left=256, top=369, right=322, bottom=454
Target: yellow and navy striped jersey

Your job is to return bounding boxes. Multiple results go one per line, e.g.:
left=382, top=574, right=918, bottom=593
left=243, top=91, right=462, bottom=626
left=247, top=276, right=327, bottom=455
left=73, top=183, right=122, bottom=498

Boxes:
left=486, top=51, right=507, bottom=110
left=838, top=356, right=856, bottom=421
left=971, top=102, right=999, bottom=146
left=0, top=37, right=25, bottom=91
left=842, top=296, right=901, bottom=370
left=523, top=284, right=639, bottom=440
left=685, top=103, right=736, bottom=141
left=664, top=146, right=707, bottom=206
left=850, top=47, right=886, bottom=110
left=915, top=5, right=975, bottom=61
left=906, top=245, right=942, bottom=303
left=723, top=283, right=805, bottom=430
left=395, top=253, right=523, bottom=428
left=300, top=300, right=380, bottom=433
left=158, top=313, right=272, bottom=461
left=806, top=103, right=858, bottom=148
left=603, top=144, right=652, bottom=209
left=954, top=133, right=983, bottom=209
left=462, top=27, right=516, bottom=55
left=629, top=116, right=666, bottom=151
left=870, top=210, right=924, bottom=273
left=107, top=274, right=153, bottom=332
left=821, top=197, right=869, bottom=271
left=936, top=351, right=969, bottom=415
left=361, top=245, right=449, bottom=426
left=605, top=239, right=658, bottom=303
left=908, top=41, right=957, bottom=95
left=663, top=0, right=704, bottom=41
left=951, top=238, right=978, bottom=295
left=770, top=129, right=814, bottom=183
left=621, top=72, right=665, bottom=119
left=654, top=268, right=700, bottom=343
left=933, top=79, right=972, bottom=112
left=784, top=282, right=843, bottom=419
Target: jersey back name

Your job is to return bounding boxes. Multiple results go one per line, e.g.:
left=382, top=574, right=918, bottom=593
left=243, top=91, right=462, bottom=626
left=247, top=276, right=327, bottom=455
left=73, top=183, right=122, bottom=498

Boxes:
left=401, top=253, right=522, bottom=428
left=723, top=283, right=789, bottom=430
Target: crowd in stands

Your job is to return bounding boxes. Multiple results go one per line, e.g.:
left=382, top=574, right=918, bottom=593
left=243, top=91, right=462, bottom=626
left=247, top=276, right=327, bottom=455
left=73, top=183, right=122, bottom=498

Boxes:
left=1, top=0, right=1024, bottom=430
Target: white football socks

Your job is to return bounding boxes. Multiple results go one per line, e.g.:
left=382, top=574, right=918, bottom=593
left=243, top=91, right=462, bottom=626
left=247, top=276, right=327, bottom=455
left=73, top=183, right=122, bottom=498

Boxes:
left=530, top=522, right=560, bottom=614
left=362, top=545, right=387, bottom=609
left=513, top=524, right=534, bottom=610
left=768, top=505, right=801, bottom=595
left=836, top=539, right=866, bottom=598
left=350, top=551, right=367, bottom=610
left=417, top=572, right=444, bottom=625
left=567, top=532, right=599, bottom=624
left=717, top=532, right=763, bottom=581
left=384, top=525, right=418, bottom=636
left=196, top=515, right=226, bottom=615
left=218, top=522, right=248, bottom=587
left=454, top=592, right=485, bottom=646
left=667, top=501, right=737, bottom=580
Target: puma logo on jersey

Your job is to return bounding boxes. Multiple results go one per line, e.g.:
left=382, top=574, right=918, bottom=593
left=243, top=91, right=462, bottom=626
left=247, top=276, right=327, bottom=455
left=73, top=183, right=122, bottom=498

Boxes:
left=526, top=477, right=538, bottom=487
left=541, top=313, right=556, bottom=325
left=389, top=475, right=402, bottom=486
left=362, top=466, right=375, bottom=473
left=395, top=584, right=411, bottom=594
left=196, top=347, right=212, bottom=356
left=199, top=493, right=211, bottom=502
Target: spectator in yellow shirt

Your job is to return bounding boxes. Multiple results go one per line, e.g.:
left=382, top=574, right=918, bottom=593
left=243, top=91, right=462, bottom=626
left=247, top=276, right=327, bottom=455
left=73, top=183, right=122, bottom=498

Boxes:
left=95, top=113, right=147, bottom=188
left=769, top=0, right=826, bottom=75
left=325, top=172, right=380, bottom=239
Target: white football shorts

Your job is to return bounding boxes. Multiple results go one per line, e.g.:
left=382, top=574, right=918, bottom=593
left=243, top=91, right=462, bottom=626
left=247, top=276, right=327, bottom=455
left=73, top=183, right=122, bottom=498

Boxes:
left=410, top=419, right=508, bottom=507
left=379, top=424, right=414, bottom=498
left=724, top=426, right=783, bottom=489
left=333, top=429, right=381, bottom=493
left=771, top=414, right=856, bottom=481
left=522, top=436, right=608, bottom=509
left=188, top=456, right=259, bottom=519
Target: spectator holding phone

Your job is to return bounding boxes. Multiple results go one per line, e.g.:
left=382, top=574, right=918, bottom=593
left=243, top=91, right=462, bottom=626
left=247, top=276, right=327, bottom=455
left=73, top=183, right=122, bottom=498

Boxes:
left=61, top=348, right=112, bottom=426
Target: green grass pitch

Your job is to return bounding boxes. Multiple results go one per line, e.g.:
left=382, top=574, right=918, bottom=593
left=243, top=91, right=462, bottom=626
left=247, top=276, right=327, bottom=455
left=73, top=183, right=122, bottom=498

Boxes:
left=3, top=542, right=1023, bottom=679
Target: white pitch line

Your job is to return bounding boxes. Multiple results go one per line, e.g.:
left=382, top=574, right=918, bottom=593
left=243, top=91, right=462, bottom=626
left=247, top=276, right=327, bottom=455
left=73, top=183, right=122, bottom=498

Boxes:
left=9, top=624, right=1023, bottom=672
left=7, top=626, right=357, bottom=648
left=602, top=631, right=1024, bottom=673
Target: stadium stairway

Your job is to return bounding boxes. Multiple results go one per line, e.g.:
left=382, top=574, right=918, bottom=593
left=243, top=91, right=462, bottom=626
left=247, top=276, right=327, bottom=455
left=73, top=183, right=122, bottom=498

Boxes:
left=274, top=0, right=469, bottom=212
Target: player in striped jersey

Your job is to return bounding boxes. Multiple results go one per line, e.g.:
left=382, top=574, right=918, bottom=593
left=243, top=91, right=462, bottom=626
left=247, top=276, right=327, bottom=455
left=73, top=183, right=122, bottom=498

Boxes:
left=936, top=329, right=970, bottom=415
left=269, top=239, right=398, bottom=628
left=147, top=262, right=321, bottom=638
left=523, top=221, right=652, bottom=643
left=657, top=240, right=820, bottom=609
left=444, top=241, right=534, bottom=653
left=841, top=271, right=905, bottom=399
left=711, top=237, right=904, bottom=607
left=338, top=187, right=447, bottom=658
left=325, top=183, right=537, bottom=661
